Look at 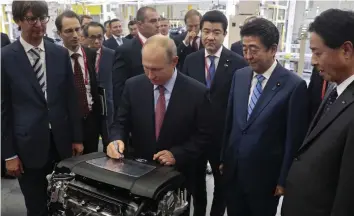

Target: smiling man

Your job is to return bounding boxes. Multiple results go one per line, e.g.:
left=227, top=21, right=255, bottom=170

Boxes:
left=282, top=9, right=354, bottom=216
left=220, top=17, right=309, bottom=216
left=182, top=10, right=247, bottom=216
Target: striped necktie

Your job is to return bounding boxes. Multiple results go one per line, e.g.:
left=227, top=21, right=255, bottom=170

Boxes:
left=29, top=48, right=45, bottom=94
left=248, top=74, right=265, bottom=120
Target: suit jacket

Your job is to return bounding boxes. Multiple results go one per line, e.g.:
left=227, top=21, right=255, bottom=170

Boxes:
left=109, top=72, right=211, bottom=171
left=307, top=67, right=328, bottom=121
left=172, top=32, right=204, bottom=71
left=220, top=63, right=309, bottom=193
left=97, top=46, right=115, bottom=137
left=1, top=33, right=11, bottom=47
left=182, top=47, right=248, bottom=160
left=125, top=34, right=134, bottom=39
left=282, top=81, right=354, bottom=216
left=1, top=40, right=82, bottom=168
left=112, top=37, right=143, bottom=110
left=230, top=40, right=243, bottom=57
left=103, top=36, right=129, bottom=51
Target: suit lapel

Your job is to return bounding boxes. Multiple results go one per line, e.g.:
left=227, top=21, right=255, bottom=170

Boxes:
left=245, top=64, right=287, bottom=128
left=140, top=78, right=156, bottom=144
left=13, top=40, right=46, bottom=103
left=235, top=68, right=253, bottom=129
left=45, top=41, right=59, bottom=105
left=301, top=82, right=354, bottom=150
left=193, top=51, right=207, bottom=84
left=210, top=48, right=232, bottom=93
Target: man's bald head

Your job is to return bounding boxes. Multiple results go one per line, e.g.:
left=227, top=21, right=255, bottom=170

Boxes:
left=143, top=35, right=177, bottom=63
left=142, top=35, right=179, bottom=85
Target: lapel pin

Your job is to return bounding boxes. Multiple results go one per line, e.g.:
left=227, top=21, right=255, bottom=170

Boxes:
left=277, top=82, right=281, bottom=87
left=224, top=63, right=229, bottom=67
left=342, top=101, right=346, bottom=104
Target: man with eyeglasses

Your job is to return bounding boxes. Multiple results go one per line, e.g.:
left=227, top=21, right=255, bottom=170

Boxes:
left=55, top=10, right=104, bottom=155
left=1, top=1, right=83, bottom=215
left=83, top=21, right=114, bottom=152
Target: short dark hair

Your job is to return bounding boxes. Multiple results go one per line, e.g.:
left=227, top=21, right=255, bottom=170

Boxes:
left=184, top=9, right=202, bottom=23
left=55, top=10, right=80, bottom=32
left=159, top=17, right=168, bottom=22
left=109, top=18, right=120, bottom=27
left=309, top=9, right=354, bottom=49
left=12, top=0, right=48, bottom=30
left=104, top=20, right=110, bottom=28
left=136, top=6, right=156, bottom=23
left=200, top=10, right=228, bottom=33
left=80, top=15, right=92, bottom=25
left=240, top=17, right=279, bottom=50
left=83, top=21, right=104, bottom=37
left=128, top=20, right=137, bottom=26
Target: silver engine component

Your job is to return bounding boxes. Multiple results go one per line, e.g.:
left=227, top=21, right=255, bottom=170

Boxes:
left=47, top=172, right=189, bottom=216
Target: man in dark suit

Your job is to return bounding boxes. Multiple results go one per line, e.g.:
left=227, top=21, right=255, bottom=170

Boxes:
left=220, top=18, right=309, bottom=216
left=107, top=35, right=210, bottom=216
left=83, top=21, right=115, bottom=151
left=182, top=10, right=247, bottom=216
left=282, top=9, right=354, bottom=216
left=112, top=6, right=159, bottom=110
left=56, top=10, right=103, bottom=154
left=173, top=9, right=204, bottom=71
left=125, top=20, right=138, bottom=39
left=1, top=31, right=12, bottom=179
left=1, top=1, right=83, bottom=215
left=103, top=19, right=128, bottom=50
left=1, top=32, right=11, bottom=47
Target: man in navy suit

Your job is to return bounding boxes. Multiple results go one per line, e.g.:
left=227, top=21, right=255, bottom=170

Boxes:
left=220, top=18, right=309, bottom=216
left=182, top=10, right=247, bottom=216
left=83, top=21, right=114, bottom=151
left=103, top=19, right=128, bottom=50
left=1, top=1, right=83, bottom=215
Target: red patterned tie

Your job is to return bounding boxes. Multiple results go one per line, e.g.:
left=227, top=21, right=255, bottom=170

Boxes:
left=155, top=86, right=166, bottom=140
left=71, top=53, right=90, bottom=118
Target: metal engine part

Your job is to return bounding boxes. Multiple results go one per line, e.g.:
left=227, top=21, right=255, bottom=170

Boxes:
left=47, top=172, right=188, bottom=216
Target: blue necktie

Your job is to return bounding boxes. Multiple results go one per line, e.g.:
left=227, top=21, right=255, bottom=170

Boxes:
left=248, top=74, right=265, bottom=120
left=206, top=56, right=216, bottom=88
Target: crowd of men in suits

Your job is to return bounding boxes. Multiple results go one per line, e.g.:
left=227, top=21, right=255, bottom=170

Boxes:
left=2, top=1, right=354, bottom=216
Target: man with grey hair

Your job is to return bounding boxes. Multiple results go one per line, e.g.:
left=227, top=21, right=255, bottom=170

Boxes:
left=107, top=35, right=211, bottom=216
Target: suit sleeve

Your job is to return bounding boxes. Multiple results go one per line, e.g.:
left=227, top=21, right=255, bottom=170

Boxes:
left=220, top=72, right=236, bottom=162
left=278, top=80, right=309, bottom=187
left=330, top=120, right=354, bottom=216
left=181, top=54, right=190, bottom=75
left=169, top=90, right=211, bottom=167
left=109, top=82, right=131, bottom=143
left=176, top=42, right=193, bottom=71
left=106, top=51, right=114, bottom=127
left=112, top=46, right=130, bottom=112
left=1, top=56, right=16, bottom=159
left=65, top=52, right=83, bottom=143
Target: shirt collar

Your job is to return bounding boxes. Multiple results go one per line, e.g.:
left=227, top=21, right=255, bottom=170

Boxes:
left=20, top=36, right=45, bottom=53
left=67, top=45, right=83, bottom=57
left=204, top=46, right=223, bottom=58
left=253, top=60, right=277, bottom=80
left=154, top=68, right=177, bottom=93
left=112, top=34, right=122, bottom=40
left=336, top=74, right=354, bottom=97
left=138, top=32, right=147, bottom=44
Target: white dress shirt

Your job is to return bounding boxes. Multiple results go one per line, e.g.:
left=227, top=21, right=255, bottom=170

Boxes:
left=20, top=36, right=47, bottom=99
left=248, top=60, right=278, bottom=105
left=204, top=46, right=223, bottom=79
left=154, top=69, right=177, bottom=110
left=336, top=74, right=354, bottom=98
left=67, top=46, right=93, bottom=110
left=138, top=32, right=147, bottom=44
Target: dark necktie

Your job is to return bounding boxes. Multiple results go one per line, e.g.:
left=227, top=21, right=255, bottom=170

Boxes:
left=206, top=55, right=216, bottom=88
left=71, top=53, right=90, bottom=118
left=320, top=87, right=338, bottom=119
left=155, top=86, right=166, bottom=140
left=192, top=36, right=199, bottom=51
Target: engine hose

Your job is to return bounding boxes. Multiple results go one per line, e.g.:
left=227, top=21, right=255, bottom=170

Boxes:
left=134, top=200, right=147, bottom=216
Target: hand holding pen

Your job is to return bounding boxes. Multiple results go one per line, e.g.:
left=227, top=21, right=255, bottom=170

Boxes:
left=107, top=140, right=125, bottom=159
